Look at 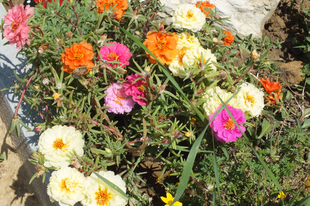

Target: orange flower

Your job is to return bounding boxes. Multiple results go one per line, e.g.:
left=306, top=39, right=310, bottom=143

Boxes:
left=96, top=0, right=128, bottom=20
left=195, top=1, right=215, bottom=17
left=223, top=30, right=234, bottom=45
left=61, top=42, right=94, bottom=74
left=260, top=77, right=282, bottom=104
left=143, top=31, right=179, bottom=65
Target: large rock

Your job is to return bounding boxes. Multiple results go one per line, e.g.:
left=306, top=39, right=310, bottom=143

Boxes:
left=158, top=0, right=280, bottom=39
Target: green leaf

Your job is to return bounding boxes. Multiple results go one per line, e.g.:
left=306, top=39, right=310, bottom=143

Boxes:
left=257, top=118, right=273, bottom=139
left=302, top=119, right=310, bottom=129
left=296, top=196, right=310, bottom=206
left=305, top=108, right=310, bottom=116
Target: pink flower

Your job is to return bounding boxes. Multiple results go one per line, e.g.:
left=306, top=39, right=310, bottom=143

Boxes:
left=104, top=83, right=135, bottom=114
left=3, top=4, right=34, bottom=49
left=98, top=41, right=132, bottom=68
left=209, top=105, right=246, bottom=143
left=123, top=74, right=148, bottom=106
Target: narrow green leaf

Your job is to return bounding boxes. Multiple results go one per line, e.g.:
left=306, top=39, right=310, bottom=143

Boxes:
left=302, top=119, right=310, bottom=129
left=91, top=170, right=129, bottom=200
left=29, top=172, right=38, bottom=184
left=257, top=118, right=273, bottom=139
left=296, top=196, right=310, bottom=206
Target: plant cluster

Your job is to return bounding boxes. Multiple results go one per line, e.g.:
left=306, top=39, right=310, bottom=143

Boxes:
left=1, top=0, right=310, bottom=205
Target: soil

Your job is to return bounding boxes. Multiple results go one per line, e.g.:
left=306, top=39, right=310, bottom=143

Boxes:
left=1, top=0, right=310, bottom=205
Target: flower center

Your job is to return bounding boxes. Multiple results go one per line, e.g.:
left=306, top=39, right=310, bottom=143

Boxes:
left=224, top=118, right=235, bottom=130
left=244, top=92, right=256, bottom=107
left=107, top=52, right=119, bottom=61
left=74, top=53, right=84, bottom=60
left=95, top=187, right=112, bottom=206
left=186, top=10, right=194, bottom=19
left=168, top=200, right=173, bottom=205
left=60, top=178, right=78, bottom=194
left=53, top=138, right=68, bottom=150
left=10, top=20, right=19, bottom=31
left=107, top=0, right=116, bottom=5
left=157, top=39, right=167, bottom=49
left=115, top=89, right=125, bottom=105
left=178, top=50, right=186, bottom=63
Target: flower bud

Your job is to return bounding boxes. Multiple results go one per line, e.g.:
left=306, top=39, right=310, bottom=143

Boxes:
left=38, top=44, right=48, bottom=54
left=219, top=70, right=227, bottom=79
left=34, top=85, right=40, bottom=90
left=42, top=78, right=49, bottom=85
left=105, top=148, right=112, bottom=154
left=65, top=31, right=74, bottom=39
left=251, top=50, right=260, bottom=61
left=185, top=131, right=194, bottom=137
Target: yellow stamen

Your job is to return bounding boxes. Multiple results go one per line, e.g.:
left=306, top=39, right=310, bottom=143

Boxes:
left=10, top=20, right=19, bottom=31
left=224, top=119, right=235, bottom=130
left=186, top=10, right=194, bottom=19
left=157, top=39, right=167, bottom=49
left=74, top=53, right=84, bottom=60
left=52, top=138, right=68, bottom=150
left=95, top=187, right=112, bottom=206
left=107, top=52, right=119, bottom=61
left=244, top=92, right=256, bottom=107
left=60, top=178, right=78, bottom=194
left=178, top=50, right=186, bottom=63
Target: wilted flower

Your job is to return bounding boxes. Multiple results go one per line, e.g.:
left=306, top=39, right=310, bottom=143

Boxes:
left=123, top=74, right=148, bottom=106
left=172, top=4, right=206, bottom=32
left=98, top=41, right=132, bottom=68
left=81, top=170, right=127, bottom=206
left=161, top=192, right=182, bottom=206
left=3, top=4, right=34, bottom=49
left=96, top=0, right=128, bottom=20
left=56, top=83, right=62, bottom=89
left=38, top=125, right=84, bottom=168
left=104, top=83, right=135, bottom=114
left=61, top=42, right=95, bottom=74
left=251, top=50, right=260, bottom=61
left=47, top=167, right=86, bottom=206
left=143, top=31, right=179, bottom=65
left=209, top=105, right=246, bottom=143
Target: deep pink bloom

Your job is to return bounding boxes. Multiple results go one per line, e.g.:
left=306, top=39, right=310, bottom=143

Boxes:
left=98, top=41, right=132, bottom=68
left=209, top=105, right=246, bottom=143
left=123, top=74, right=148, bottom=106
left=3, top=4, right=34, bottom=49
left=104, top=83, right=135, bottom=114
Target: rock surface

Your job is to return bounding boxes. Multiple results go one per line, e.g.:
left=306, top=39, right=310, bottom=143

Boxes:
left=158, top=0, right=280, bottom=39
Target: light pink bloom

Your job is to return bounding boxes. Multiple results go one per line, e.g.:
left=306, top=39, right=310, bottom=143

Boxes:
left=209, top=105, right=246, bottom=143
left=123, top=74, right=148, bottom=106
left=3, top=4, right=34, bottom=49
left=104, top=83, right=135, bottom=114
left=98, top=41, right=132, bottom=68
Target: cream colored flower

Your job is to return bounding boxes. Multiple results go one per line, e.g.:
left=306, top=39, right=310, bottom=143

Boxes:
left=202, top=86, right=239, bottom=118
left=81, top=170, right=127, bottom=206
left=176, top=32, right=201, bottom=51
left=168, top=50, right=187, bottom=78
left=172, top=4, right=206, bottom=32
left=47, top=167, right=86, bottom=206
left=38, top=125, right=84, bottom=168
left=235, top=83, right=265, bottom=117
left=183, top=46, right=217, bottom=76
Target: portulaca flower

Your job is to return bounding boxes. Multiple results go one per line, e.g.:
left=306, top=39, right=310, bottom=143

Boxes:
left=81, top=170, right=127, bottom=206
left=38, top=125, right=84, bottom=168
left=172, top=4, right=206, bottom=32
left=176, top=32, right=201, bottom=50
left=47, top=167, right=86, bottom=206
left=202, top=86, right=239, bottom=118
left=235, top=83, right=265, bottom=117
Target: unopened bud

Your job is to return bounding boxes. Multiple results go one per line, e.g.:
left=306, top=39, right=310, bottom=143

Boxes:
left=144, top=66, right=151, bottom=72
left=33, top=153, right=40, bottom=159
left=185, top=131, right=194, bottom=137
left=65, top=31, right=74, bottom=39
left=219, top=70, right=227, bottom=79
left=105, top=148, right=112, bottom=154
left=38, top=44, right=48, bottom=54
left=42, top=78, right=49, bottom=85
left=34, top=85, right=40, bottom=90
left=213, top=37, right=218, bottom=43
left=251, top=50, right=260, bottom=61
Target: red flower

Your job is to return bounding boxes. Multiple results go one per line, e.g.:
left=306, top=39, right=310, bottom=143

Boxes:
left=260, top=78, right=282, bottom=104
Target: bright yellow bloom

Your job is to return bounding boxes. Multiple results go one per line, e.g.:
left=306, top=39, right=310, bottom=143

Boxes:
left=185, top=131, right=193, bottom=137
left=259, top=197, right=263, bottom=203
left=161, top=192, right=182, bottom=206
left=306, top=176, right=310, bottom=187
left=278, top=191, right=286, bottom=200
left=52, top=93, right=61, bottom=100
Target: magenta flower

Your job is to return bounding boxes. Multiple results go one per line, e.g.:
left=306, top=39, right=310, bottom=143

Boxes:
left=3, top=4, right=34, bottom=49
left=123, top=74, right=148, bottom=106
left=209, top=105, right=246, bottom=143
left=98, top=41, right=132, bottom=68
left=104, top=83, right=135, bottom=114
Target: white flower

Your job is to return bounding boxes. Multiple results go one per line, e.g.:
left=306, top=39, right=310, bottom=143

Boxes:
left=38, top=125, right=84, bottom=168
left=47, top=167, right=86, bottom=206
left=42, top=78, right=49, bottom=85
left=202, top=86, right=239, bottom=118
left=81, top=170, right=127, bottom=206
left=169, top=50, right=187, bottom=78
left=176, top=32, right=201, bottom=51
left=182, top=46, right=217, bottom=76
left=172, top=4, right=206, bottom=32
left=235, top=83, right=265, bottom=117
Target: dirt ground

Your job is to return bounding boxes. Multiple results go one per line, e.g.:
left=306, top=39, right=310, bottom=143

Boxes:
left=1, top=0, right=310, bottom=205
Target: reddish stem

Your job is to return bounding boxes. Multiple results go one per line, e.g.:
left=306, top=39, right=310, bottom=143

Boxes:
left=233, top=61, right=255, bottom=85
left=13, top=73, right=36, bottom=119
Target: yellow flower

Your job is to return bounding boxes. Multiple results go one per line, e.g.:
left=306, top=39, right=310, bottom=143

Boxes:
left=278, top=191, right=286, bottom=200
left=306, top=176, right=310, bottom=187
left=185, top=131, right=193, bottom=137
left=259, top=197, right=263, bottom=203
left=161, top=192, right=182, bottom=206
left=52, top=93, right=61, bottom=100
